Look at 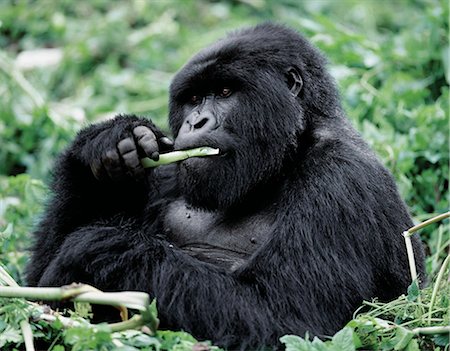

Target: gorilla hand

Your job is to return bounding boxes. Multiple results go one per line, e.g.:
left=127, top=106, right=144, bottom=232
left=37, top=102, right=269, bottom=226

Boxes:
left=74, top=115, right=174, bottom=182
left=96, top=125, right=174, bottom=181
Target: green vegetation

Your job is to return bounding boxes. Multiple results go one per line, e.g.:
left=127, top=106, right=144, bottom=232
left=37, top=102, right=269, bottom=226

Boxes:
left=0, top=0, right=448, bottom=350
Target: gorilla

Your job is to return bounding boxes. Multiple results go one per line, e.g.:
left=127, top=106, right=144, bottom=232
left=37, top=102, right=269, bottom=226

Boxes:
left=27, top=24, right=425, bottom=349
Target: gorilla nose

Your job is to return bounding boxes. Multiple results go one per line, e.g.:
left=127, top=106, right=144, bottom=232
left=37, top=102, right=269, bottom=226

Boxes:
left=179, top=113, right=217, bottom=135
left=191, top=116, right=210, bottom=130
left=175, top=113, right=217, bottom=149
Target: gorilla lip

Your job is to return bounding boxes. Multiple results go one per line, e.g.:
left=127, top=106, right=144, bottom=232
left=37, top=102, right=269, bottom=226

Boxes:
left=141, top=146, right=220, bottom=168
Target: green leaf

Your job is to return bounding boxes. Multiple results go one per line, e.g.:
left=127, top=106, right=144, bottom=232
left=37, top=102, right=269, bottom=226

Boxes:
left=118, top=330, right=160, bottom=348
left=433, top=333, right=450, bottom=346
left=0, top=325, right=22, bottom=347
left=52, top=317, right=64, bottom=331
left=393, top=327, right=414, bottom=350
left=280, top=335, right=311, bottom=351
left=311, top=337, right=330, bottom=351
left=331, top=327, right=355, bottom=351
left=405, top=339, right=420, bottom=351
left=158, top=330, right=198, bottom=350
left=149, top=298, right=158, bottom=320
left=64, top=325, right=113, bottom=350
left=407, top=280, right=420, bottom=302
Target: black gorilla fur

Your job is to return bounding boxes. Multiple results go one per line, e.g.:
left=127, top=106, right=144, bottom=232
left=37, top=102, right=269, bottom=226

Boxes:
left=27, top=24, right=425, bottom=349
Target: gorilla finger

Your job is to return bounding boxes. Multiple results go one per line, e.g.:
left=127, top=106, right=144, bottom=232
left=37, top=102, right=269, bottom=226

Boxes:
left=160, top=137, right=173, bottom=146
left=158, top=136, right=174, bottom=152
left=117, top=137, right=137, bottom=155
left=117, top=138, right=144, bottom=179
left=151, top=151, right=159, bottom=161
left=103, top=149, right=125, bottom=180
left=133, top=126, right=159, bottom=160
left=133, top=125, right=155, bottom=140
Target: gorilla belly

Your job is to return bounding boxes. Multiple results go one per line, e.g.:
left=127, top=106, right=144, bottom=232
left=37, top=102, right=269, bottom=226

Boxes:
left=164, top=199, right=274, bottom=270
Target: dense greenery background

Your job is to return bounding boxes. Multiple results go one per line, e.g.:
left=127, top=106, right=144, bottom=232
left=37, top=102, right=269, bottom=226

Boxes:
left=0, top=0, right=448, bottom=350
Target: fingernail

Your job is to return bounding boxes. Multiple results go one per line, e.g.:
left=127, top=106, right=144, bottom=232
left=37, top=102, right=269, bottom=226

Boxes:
left=160, top=137, right=174, bottom=145
left=151, top=151, right=160, bottom=161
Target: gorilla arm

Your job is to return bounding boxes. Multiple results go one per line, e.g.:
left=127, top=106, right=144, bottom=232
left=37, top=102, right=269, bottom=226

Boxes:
left=34, top=151, right=387, bottom=348
left=34, top=199, right=374, bottom=349
left=35, top=219, right=312, bottom=348
left=26, top=115, right=172, bottom=286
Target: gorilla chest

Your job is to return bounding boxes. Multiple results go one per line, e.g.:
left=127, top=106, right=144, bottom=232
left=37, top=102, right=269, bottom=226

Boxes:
left=163, top=199, right=274, bottom=269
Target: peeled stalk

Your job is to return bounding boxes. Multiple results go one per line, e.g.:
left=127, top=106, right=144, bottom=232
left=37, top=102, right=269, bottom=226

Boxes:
left=141, top=146, right=219, bottom=168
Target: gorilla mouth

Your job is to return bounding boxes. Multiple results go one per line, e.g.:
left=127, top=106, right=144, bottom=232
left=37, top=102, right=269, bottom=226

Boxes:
left=178, top=147, right=231, bottom=175
left=179, top=148, right=230, bottom=164
left=179, top=151, right=223, bottom=169
left=174, top=131, right=234, bottom=158
left=176, top=143, right=230, bottom=159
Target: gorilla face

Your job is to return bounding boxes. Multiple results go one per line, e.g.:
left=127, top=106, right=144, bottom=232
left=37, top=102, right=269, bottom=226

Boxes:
left=168, top=26, right=318, bottom=210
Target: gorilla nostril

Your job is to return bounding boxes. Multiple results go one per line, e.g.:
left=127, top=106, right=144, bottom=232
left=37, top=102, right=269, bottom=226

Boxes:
left=194, top=118, right=208, bottom=130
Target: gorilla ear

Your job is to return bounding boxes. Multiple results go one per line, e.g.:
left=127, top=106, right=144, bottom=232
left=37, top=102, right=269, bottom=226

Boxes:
left=286, top=67, right=303, bottom=97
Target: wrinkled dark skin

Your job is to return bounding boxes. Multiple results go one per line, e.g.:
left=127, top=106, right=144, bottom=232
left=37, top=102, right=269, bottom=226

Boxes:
left=27, top=24, right=425, bottom=350
left=90, top=123, right=174, bottom=181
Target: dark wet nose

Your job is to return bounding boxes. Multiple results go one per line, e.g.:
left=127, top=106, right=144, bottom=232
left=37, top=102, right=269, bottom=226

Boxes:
left=178, top=112, right=217, bottom=137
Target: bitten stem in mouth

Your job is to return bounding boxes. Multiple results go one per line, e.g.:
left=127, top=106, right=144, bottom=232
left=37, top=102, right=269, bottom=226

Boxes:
left=141, top=147, right=220, bottom=168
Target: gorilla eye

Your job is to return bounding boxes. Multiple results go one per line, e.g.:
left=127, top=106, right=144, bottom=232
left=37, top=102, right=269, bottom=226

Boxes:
left=219, top=87, right=232, bottom=98
left=190, top=95, right=202, bottom=104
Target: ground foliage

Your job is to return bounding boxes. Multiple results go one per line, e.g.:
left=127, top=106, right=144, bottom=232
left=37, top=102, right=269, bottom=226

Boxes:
left=0, top=0, right=448, bottom=350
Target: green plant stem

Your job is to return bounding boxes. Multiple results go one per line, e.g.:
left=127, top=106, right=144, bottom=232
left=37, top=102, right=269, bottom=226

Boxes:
left=141, top=147, right=219, bottom=168
left=402, top=232, right=419, bottom=284
left=39, top=313, right=83, bottom=328
left=401, top=318, right=445, bottom=327
left=406, top=212, right=450, bottom=235
left=46, top=333, right=63, bottom=350
left=431, top=226, right=444, bottom=275
left=0, top=284, right=158, bottom=334
left=402, top=211, right=450, bottom=310
left=0, top=265, right=20, bottom=287
left=412, top=326, right=450, bottom=335
left=0, top=285, right=149, bottom=310
left=427, top=254, right=450, bottom=325
left=369, top=304, right=412, bottom=318
left=0, top=285, right=93, bottom=300
left=109, top=315, right=144, bottom=332
left=20, top=319, right=35, bottom=351
left=363, top=297, right=407, bottom=316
